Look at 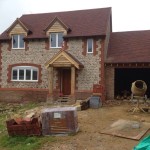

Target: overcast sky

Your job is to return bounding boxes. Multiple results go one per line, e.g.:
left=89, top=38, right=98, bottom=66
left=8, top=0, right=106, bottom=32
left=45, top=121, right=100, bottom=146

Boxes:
left=1, top=0, right=150, bottom=34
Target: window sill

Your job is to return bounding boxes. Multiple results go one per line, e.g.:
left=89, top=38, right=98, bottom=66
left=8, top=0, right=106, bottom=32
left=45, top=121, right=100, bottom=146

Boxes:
left=87, top=52, right=93, bottom=54
left=50, top=47, right=62, bottom=49
left=11, top=80, right=38, bottom=82
left=12, top=48, right=25, bottom=50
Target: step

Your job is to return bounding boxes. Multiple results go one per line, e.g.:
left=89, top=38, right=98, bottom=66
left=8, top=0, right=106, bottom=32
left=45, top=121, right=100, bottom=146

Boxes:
left=57, top=95, right=70, bottom=103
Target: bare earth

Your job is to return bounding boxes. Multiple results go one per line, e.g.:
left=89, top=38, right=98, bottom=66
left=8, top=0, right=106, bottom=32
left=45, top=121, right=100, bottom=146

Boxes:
left=40, top=101, right=150, bottom=150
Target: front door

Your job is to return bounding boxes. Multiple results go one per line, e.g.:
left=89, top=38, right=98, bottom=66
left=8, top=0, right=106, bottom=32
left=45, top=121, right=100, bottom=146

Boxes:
left=61, top=69, right=71, bottom=95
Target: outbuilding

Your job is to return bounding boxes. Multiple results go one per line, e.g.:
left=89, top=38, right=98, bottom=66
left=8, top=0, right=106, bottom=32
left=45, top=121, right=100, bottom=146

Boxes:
left=105, top=31, right=150, bottom=100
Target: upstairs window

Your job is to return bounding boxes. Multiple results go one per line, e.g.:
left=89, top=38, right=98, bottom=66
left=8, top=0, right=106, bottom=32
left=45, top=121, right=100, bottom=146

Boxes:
left=87, top=38, right=93, bottom=53
left=12, top=34, right=25, bottom=49
left=50, top=32, right=63, bottom=48
left=12, top=66, right=38, bottom=81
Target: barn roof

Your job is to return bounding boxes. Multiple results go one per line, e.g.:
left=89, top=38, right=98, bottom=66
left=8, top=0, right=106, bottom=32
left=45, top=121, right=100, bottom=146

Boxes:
left=106, top=30, right=150, bottom=63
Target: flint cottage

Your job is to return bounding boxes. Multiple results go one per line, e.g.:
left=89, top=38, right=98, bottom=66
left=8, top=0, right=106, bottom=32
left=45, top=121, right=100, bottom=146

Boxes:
left=0, top=7, right=150, bottom=103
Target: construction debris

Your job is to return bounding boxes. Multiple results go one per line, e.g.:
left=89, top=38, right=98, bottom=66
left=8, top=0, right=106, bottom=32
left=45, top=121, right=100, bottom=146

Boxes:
left=6, top=117, right=41, bottom=136
left=6, top=106, right=79, bottom=136
left=73, top=98, right=90, bottom=111
left=5, top=106, right=43, bottom=136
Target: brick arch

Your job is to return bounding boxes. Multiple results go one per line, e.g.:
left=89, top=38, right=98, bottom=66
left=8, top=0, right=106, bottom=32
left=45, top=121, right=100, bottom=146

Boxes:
left=7, top=63, right=42, bottom=83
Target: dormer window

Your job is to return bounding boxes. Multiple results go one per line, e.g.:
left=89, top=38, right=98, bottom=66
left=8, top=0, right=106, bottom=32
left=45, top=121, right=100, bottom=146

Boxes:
left=50, top=32, right=63, bottom=48
left=87, top=38, right=93, bottom=53
left=12, top=34, right=25, bottom=49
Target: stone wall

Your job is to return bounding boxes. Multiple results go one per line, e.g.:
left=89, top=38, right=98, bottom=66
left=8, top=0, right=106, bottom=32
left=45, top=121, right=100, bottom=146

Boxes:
left=1, top=40, right=58, bottom=89
left=105, top=66, right=114, bottom=99
left=67, top=38, right=102, bottom=91
left=1, top=38, right=102, bottom=91
left=0, top=37, right=102, bottom=101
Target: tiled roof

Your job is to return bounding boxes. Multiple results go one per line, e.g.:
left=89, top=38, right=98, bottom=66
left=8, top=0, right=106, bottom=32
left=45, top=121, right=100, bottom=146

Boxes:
left=45, top=50, right=84, bottom=69
left=106, top=30, right=150, bottom=63
left=0, top=7, right=111, bottom=40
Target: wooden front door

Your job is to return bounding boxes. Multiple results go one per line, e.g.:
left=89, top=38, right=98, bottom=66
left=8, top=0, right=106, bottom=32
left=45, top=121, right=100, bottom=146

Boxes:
left=62, top=69, right=71, bottom=95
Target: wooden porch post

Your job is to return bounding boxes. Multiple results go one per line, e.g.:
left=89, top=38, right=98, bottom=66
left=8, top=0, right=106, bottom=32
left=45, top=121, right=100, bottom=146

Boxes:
left=71, top=66, right=75, bottom=95
left=48, top=66, right=53, bottom=94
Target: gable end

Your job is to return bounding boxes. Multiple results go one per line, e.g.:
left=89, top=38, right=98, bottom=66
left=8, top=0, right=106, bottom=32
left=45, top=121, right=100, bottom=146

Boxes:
left=7, top=18, right=30, bottom=37
left=45, top=17, right=70, bottom=36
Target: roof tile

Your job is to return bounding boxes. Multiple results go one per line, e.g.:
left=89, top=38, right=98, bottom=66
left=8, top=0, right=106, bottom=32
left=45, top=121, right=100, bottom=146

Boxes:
left=0, top=7, right=111, bottom=40
left=106, top=30, right=150, bottom=63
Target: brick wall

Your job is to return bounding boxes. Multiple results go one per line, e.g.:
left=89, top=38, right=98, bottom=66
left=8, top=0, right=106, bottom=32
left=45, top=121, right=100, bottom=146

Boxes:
left=75, top=91, right=92, bottom=100
left=105, top=66, right=114, bottom=99
left=0, top=88, right=48, bottom=103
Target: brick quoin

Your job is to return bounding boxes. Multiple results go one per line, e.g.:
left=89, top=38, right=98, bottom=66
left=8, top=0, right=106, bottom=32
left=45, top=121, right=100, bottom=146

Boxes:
left=0, top=43, right=2, bottom=88
left=45, top=39, right=49, bottom=50
left=99, top=39, right=105, bottom=101
left=56, top=69, right=60, bottom=90
left=93, top=38, right=98, bottom=56
left=7, top=40, right=11, bottom=51
left=7, top=63, right=42, bottom=83
left=82, top=38, right=86, bottom=56
left=63, top=40, right=69, bottom=50
left=75, top=71, right=78, bottom=90
left=25, top=41, right=29, bottom=51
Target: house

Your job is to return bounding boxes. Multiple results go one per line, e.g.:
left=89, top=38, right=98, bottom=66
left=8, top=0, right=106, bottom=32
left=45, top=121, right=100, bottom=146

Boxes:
left=1, top=7, right=149, bottom=103
left=0, top=8, right=112, bottom=103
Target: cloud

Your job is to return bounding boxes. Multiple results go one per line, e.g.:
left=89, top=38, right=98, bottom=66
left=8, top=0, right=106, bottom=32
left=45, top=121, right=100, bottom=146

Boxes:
left=1, top=0, right=150, bottom=33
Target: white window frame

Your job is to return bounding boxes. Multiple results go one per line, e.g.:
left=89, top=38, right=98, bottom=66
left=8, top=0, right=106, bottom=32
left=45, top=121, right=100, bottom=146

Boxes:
left=12, top=34, right=25, bottom=49
left=11, top=66, right=38, bottom=82
left=50, top=32, right=63, bottom=48
left=87, top=38, right=93, bottom=53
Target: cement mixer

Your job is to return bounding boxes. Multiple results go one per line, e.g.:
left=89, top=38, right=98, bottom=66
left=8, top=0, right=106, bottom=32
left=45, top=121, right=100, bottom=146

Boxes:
left=131, top=80, right=147, bottom=97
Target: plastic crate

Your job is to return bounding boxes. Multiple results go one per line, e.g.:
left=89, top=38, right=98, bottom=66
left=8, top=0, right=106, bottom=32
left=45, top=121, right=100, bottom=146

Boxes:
left=90, top=96, right=102, bottom=108
left=41, top=107, right=78, bottom=135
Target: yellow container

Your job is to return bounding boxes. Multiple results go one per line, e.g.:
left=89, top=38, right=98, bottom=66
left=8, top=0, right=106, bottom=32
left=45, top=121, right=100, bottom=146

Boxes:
left=131, top=80, right=147, bottom=96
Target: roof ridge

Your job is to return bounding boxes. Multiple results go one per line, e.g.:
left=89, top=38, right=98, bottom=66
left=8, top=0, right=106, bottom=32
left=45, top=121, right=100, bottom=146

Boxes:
left=21, top=7, right=111, bottom=16
left=112, top=29, right=150, bottom=34
left=0, top=7, right=111, bottom=40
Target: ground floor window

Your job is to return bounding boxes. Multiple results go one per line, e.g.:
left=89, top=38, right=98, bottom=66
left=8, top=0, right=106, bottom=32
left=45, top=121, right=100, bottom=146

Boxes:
left=12, top=66, right=38, bottom=81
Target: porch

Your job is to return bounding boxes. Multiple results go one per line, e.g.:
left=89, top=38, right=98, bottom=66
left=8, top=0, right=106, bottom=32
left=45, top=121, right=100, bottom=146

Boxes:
left=45, top=50, right=84, bottom=103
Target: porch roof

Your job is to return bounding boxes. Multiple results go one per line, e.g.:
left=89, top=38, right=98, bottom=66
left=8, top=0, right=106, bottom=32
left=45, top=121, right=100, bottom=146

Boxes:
left=45, top=50, right=84, bottom=69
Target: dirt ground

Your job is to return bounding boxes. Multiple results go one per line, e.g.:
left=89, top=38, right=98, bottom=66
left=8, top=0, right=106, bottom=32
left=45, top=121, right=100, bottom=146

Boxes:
left=40, top=101, right=150, bottom=150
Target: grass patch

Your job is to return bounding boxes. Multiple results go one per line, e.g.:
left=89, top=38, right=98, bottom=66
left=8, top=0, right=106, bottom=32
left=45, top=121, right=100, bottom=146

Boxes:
left=20, top=102, right=42, bottom=109
left=0, top=102, right=55, bottom=150
left=0, top=135, right=55, bottom=150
